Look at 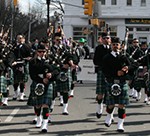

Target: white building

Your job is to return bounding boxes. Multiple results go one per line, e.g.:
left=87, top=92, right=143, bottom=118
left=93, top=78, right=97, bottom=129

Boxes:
left=63, top=0, right=150, bottom=45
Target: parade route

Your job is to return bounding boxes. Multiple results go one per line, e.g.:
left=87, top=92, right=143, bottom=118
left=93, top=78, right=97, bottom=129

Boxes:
left=0, top=81, right=150, bottom=136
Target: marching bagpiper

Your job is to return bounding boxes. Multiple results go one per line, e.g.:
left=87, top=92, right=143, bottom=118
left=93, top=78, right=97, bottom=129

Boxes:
left=11, top=35, right=31, bottom=101
left=68, top=41, right=80, bottom=98
left=27, top=44, right=58, bottom=133
left=102, top=37, right=137, bottom=132
left=93, top=32, right=111, bottom=119
left=0, top=41, right=10, bottom=106
left=49, top=32, right=76, bottom=115
left=126, top=38, right=143, bottom=99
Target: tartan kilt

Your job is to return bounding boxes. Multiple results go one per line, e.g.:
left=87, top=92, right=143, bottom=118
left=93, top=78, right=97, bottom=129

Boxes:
left=105, top=82, right=129, bottom=105
left=133, top=79, right=146, bottom=90
left=0, top=76, right=7, bottom=94
left=55, top=68, right=72, bottom=93
left=6, top=68, right=14, bottom=86
left=96, top=70, right=107, bottom=95
left=13, top=64, right=29, bottom=83
left=27, top=81, right=53, bottom=106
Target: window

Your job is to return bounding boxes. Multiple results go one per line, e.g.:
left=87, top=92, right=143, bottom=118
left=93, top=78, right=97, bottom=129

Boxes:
left=73, top=26, right=86, bottom=41
left=128, top=27, right=133, bottom=31
left=141, top=0, right=146, bottom=6
left=98, top=0, right=105, bottom=5
left=127, top=0, right=132, bottom=6
left=136, top=27, right=149, bottom=31
left=98, top=26, right=117, bottom=38
left=111, top=0, right=117, bottom=5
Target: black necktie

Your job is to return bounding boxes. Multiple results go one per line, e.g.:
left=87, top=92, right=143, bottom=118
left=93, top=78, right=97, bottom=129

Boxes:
left=116, top=53, right=119, bottom=58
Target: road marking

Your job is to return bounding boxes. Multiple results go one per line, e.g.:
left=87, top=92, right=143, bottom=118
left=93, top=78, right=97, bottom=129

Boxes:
left=4, top=108, right=20, bottom=122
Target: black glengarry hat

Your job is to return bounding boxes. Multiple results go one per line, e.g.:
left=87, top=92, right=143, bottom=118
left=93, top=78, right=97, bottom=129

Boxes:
left=111, top=37, right=120, bottom=43
left=101, top=32, right=110, bottom=38
left=37, top=44, right=46, bottom=51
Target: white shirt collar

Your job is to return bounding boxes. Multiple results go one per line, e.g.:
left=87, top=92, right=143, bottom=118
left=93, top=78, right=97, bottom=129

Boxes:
left=37, top=56, right=45, bottom=60
left=111, top=51, right=119, bottom=57
left=103, top=44, right=109, bottom=49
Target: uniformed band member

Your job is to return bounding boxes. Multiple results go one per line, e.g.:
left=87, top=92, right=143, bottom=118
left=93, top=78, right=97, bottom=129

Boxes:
left=126, top=38, right=143, bottom=99
left=27, top=44, right=56, bottom=133
left=68, top=41, right=80, bottom=97
left=93, top=32, right=111, bottom=118
left=11, top=35, right=31, bottom=101
left=0, top=41, right=10, bottom=106
left=0, top=41, right=14, bottom=106
left=135, top=42, right=150, bottom=104
left=102, top=37, right=136, bottom=132
left=49, top=32, right=76, bottom=115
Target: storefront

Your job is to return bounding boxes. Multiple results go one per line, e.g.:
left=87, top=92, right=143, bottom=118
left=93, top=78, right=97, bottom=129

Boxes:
left=125, top=18, right=150, bottom=44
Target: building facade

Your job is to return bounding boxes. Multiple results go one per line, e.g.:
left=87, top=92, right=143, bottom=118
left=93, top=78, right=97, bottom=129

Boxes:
left=63, top=0, right=150, bottom=46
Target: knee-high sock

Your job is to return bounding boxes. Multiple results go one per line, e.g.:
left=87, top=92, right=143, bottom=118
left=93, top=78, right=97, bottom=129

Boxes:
left=71, top=83, right=74, bottom=90
left=34, top=107, right=41, bottom=116
left=106, top=106, right=114, bottom=114
left=13, top=83, right=19, bottom=91
left=20, top=83, right=25, bottom=93
left=63, top=92, right=69, bottom=104
left=118, top=108, right=126, bottom=119
left=42, top=107, right=49, bottom=119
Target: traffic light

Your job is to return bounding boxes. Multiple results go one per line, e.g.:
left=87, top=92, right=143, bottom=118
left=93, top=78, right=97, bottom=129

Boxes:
left=84, top=0, right=93, bottom=16
left=13, top=0, right=18, bottom=6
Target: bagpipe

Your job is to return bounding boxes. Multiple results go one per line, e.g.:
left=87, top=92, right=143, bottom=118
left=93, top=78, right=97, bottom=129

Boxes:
left=121, top=28, right=150, bottom=88
left=49, top=44, right=71, bottom=82
left=0, top=25, right=14, bottom=61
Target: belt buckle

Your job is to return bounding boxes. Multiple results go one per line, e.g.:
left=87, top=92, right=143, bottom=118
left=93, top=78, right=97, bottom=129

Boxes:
left=114, top=79, right=120, bottom=84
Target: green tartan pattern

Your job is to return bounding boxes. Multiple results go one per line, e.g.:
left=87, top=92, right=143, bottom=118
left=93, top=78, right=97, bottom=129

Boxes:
left=13, top=64, right=29, bottom=83
left=27, top=81, right=53, bottom=106
left=0, top=76, right=7, bottom=93
left=105, top=82, right=130, bottom=105
left=55, top=68, right=72, bottom=92
left=7, top=68, right=14, bottom=85
left=96, top=70, right=107, bottom=95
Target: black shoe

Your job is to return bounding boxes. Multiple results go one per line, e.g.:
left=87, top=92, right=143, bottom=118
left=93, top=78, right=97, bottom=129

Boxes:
left=50, top=108, right=53, bottom=112
left=2, top=103, right=8, bottom=106
left=19, top=99, right=24, bottom=102
left=12, top=97, right=17, bottom=100
left=60, top=103, right=63, bottom=106
left=111, top=118, right=114, bottom=123
left=48, top=120, right=51, bottom=123
left=96, top=112, right=102, bottom=119
left=32, top=120, right=37, bottom=124
left=105, top=123, right=111, bottom=127
left=41, top=129, right=47, bottom=133
left=117, top=129, right=124, bottom=133
left=62, top=112, right=69, bottom=115
left=80, top=80, right=83, bottom=84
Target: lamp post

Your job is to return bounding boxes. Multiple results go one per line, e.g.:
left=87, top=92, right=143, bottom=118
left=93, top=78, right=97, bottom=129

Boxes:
left=46, top=0, right=51, bottom=28
left=28, top=19, right=36, bottom=43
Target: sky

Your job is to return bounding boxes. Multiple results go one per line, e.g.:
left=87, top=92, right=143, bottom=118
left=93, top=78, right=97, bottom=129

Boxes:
left=18, top=0, right=37, bottom=13
left=18, top=0, right=63, bottom=14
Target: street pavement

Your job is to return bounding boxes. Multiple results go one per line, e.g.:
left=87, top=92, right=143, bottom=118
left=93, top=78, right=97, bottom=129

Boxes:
left=0, top=80, right=150, bottom=136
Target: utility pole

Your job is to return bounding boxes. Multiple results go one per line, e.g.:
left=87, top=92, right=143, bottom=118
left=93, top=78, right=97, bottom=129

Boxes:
left=46, top=0, right=51, bottom=28
left=91, top=0, right=101, bottom=48
left=11, top=0, right=18, bottom=43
